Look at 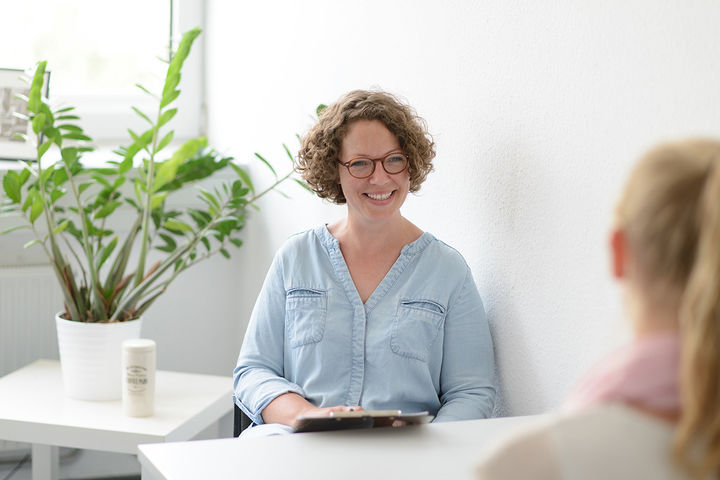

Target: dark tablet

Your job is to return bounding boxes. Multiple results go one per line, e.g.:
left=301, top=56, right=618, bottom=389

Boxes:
left=293, top=410, right=433, bottom=433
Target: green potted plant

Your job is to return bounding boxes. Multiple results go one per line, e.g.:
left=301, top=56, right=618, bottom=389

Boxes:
left=0, top=28, right=299, bottom=400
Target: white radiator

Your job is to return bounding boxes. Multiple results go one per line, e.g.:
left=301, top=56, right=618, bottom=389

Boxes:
left=0, top=264, right=63, bottom=452
left=0, top=264, right=63, bottom=376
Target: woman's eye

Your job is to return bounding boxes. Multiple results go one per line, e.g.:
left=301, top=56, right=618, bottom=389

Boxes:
left=350, top=159, right=371, bottom=168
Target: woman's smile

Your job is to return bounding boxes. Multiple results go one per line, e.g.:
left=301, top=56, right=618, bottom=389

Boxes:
left=365, top=191, right=394, bottom=201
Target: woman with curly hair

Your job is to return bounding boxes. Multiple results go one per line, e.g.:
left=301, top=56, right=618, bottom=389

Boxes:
left=476, top=139, right=720, bottom=479
left=233, top=90, right=496, bottom=432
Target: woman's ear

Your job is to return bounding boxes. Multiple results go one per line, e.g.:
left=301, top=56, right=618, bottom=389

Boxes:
left=610, top=228, right=627, bottom=279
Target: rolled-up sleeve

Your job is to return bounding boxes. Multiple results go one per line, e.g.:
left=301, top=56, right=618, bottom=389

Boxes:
left=435, top=268, right=496, bottom=422
left=233, top=254, right=305, bottom=425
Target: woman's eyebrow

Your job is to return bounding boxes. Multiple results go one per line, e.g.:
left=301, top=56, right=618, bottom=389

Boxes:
left=350, top=149, right=402, bottom=158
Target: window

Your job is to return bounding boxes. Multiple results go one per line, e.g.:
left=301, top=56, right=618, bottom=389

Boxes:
left=1, top=0, right=204, bottom=144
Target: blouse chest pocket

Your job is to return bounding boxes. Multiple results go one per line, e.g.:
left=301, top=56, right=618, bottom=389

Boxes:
left=391, top=299, right=446, bottom=362
left=285, top=288, right=327, bottom=348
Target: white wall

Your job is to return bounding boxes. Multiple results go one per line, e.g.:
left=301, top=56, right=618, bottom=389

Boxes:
left=204, top=1, right=720, bottom=416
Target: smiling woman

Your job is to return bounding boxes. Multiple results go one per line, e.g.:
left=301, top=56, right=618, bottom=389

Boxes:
left=233, top=89, right=497, bottom=434
left=0, top=0, right=203, bottom=142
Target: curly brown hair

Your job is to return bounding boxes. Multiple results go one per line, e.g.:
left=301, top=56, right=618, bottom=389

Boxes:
left=296, top=90, right=435, bottom=204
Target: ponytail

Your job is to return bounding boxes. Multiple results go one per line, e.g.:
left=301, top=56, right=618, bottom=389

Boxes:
left=674, top=159, right=720, bottom=479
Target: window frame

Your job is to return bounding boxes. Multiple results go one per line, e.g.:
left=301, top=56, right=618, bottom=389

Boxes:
left=51, top=0, right=206, bottom=143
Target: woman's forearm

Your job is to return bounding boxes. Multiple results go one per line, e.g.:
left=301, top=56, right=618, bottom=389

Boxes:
left=261, top=392, right=315, bottom=426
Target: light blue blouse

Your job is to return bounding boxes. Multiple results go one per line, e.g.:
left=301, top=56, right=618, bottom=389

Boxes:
left=233, top=225, right=495, bottom=424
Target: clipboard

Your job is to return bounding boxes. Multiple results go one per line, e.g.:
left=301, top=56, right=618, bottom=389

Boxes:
left=293, top=410, right=433, bottom=433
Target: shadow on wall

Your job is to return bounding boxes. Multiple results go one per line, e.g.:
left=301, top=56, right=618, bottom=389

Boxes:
left=487, top=292, right=543, bottom=418
left=474, top=136, right=551, bottom=418
left=233, top=203, right=278, bottom=349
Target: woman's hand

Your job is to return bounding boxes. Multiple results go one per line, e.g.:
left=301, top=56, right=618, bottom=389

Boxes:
left=293, top=405, right=364, bottom=427
left=262, top=392, right=363, bottom=428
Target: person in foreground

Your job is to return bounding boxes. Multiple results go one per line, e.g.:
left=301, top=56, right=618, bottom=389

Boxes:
left=233, top=89, right=495, bottom=432
left=476, top=139, right=720, bottom=479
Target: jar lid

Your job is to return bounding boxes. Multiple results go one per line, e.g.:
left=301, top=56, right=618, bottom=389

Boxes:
left=122, top=338, right=156, bottom=352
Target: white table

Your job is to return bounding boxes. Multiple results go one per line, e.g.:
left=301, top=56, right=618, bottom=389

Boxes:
left=138, top=414, right=547, bottom=480
left=0, top=359, right=232, bottom=480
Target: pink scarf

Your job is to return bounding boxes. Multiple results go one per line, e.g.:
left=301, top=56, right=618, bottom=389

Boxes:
left=564, top=331, right=680, bottom=414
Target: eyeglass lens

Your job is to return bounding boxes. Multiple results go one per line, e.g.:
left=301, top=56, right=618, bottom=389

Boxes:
left=347, top=153, right=407, bottom=178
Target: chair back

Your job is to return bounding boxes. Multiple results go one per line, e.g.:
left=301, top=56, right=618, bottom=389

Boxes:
left=233, top=404, right=253, bottom=436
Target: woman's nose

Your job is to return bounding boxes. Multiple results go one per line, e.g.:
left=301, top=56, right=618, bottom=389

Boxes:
left=368, top=162, right=391, bottom=184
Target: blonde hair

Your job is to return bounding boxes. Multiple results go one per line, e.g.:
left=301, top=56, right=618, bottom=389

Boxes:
left=616, top=139, right=720, bottom=479
left=296, top=89, right=435, bottom=204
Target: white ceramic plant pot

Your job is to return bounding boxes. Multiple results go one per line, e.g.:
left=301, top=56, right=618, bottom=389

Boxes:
left=55, top=313, right=143, bottom=401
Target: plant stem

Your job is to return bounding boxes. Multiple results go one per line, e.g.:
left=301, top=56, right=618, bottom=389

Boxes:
left=64, top=163, right=105, bottom=321
left=62, top=234, right=87, bottom=287
left=109, top=239, right=191, bottom=321
left=28, top=215, right=80, bottom=320
left=110, top=185, right=237, bottom=321
left=134, top=110, right=162, bottom=288
left=96, top=217, right=107, bottom=257
left=176, top=242, right=226, bottom=272
left=31, top=149, right=81, bottom=320
left=246, top=170, right=296, bottom=205
left=104, top=214, right=142, bottom=291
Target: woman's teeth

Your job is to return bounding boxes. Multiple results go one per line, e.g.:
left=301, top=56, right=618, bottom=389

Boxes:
left=367, top=192, right=392, bottom=201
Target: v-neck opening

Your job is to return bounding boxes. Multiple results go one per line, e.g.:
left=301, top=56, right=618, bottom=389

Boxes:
left=316, top=225, right=433, bottom=312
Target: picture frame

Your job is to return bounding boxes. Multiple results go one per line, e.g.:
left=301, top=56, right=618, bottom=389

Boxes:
left=0, top=67, right=50, bottom=161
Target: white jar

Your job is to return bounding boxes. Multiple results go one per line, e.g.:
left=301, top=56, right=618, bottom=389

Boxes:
left=121, top=338, right=156, bottom=417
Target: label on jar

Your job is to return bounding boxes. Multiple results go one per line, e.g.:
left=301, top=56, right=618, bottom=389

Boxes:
left=125, top=365, right=148, bottom=393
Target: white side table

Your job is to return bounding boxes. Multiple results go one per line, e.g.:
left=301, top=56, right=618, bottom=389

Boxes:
left=0, top=359, right=232, bottom=480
